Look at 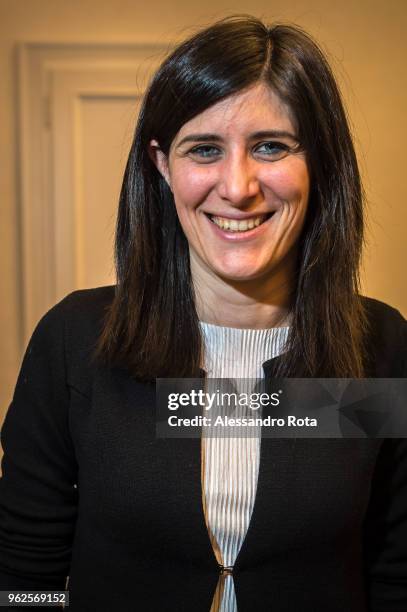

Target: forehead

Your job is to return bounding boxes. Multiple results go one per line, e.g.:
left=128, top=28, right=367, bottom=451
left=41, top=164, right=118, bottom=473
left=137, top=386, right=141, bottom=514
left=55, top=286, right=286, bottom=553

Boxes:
left=174, top=82, right=295, bottom=141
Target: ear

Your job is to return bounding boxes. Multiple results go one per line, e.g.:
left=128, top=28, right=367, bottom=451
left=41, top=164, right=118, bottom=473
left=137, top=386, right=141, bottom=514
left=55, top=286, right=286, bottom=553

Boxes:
left=148, top=139, right=171, bottom=189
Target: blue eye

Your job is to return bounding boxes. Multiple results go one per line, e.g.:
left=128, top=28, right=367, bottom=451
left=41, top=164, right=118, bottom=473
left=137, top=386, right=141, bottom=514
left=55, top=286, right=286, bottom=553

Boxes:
left=254, top=141, right=291, bottom=160
left=189, top=145, right=221, bottom=160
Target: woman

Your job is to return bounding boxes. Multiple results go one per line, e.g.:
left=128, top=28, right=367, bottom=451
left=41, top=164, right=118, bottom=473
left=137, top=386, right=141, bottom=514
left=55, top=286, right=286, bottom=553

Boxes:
left=1, top=15, right=406, bottom=612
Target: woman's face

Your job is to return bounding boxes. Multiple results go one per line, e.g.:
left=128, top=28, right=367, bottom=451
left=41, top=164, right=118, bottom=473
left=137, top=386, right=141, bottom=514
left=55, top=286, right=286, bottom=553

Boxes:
left=151, top=82, right=310, bottom=287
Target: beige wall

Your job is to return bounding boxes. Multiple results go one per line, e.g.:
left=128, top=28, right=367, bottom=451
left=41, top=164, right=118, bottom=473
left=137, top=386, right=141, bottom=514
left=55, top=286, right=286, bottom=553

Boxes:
left=1, top=0, right=406, bottom=419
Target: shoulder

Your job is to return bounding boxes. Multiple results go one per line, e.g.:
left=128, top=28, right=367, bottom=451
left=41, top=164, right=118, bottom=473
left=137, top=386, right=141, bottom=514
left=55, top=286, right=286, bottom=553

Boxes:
left=361, top=295, right=405, bottom=330
left=49, top=284, right=116, bottom=318
left=39, top=285, right=115, bottom=335
left=361, top=296, right=407, bottom=376
left=30, top=285, right=116, bottom=393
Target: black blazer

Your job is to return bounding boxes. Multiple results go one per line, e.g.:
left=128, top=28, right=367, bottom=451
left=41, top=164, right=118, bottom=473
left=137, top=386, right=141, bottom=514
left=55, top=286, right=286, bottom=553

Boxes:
left=0, top=286, right=406, bottom=611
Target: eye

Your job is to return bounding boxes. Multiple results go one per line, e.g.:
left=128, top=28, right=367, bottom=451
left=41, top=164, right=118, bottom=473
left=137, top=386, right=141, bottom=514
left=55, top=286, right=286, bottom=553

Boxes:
left=188, top=144, right=222, bottom=162
left=254, top=141, right=292, bottom=161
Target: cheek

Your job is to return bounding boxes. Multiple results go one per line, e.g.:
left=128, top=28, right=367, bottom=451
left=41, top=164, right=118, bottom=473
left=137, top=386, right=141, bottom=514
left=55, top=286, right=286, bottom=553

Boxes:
left=263, top=163, right=310, bottom=204
left=171, top=164, right=216, bottom=209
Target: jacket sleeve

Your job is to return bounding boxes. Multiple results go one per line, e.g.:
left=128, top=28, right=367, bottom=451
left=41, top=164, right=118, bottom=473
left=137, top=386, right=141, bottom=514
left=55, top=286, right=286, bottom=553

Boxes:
left=363, top=305, right=407, bottom=609
left=364, top=437, right=407, bottom=611
left=0, top=299, right=78, bottom=592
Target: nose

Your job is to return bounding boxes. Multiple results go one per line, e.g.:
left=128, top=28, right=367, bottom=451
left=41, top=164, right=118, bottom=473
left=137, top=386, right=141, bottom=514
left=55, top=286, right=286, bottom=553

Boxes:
left=216, top=153, right=260, bottom=205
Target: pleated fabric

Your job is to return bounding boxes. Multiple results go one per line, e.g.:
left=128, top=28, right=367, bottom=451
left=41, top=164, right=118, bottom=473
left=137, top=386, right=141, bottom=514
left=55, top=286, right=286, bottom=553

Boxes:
left=199, top=322, right=289, bottom=611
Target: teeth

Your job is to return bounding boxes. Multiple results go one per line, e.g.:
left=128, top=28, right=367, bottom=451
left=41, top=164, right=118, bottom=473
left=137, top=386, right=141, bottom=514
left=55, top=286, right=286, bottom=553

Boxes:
left=211, top=215, right=267, bottom=232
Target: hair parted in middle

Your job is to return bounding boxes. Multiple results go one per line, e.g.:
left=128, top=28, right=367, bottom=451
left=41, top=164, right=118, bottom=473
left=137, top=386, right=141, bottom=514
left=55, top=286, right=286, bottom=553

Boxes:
left=96, top=14, right=367, bottom=380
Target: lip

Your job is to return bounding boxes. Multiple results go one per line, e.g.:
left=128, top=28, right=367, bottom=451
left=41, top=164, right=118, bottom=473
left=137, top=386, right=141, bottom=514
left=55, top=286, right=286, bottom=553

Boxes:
left=204, top=211, right=274, bottom=221
left=204, top=211, right=276, bottom=241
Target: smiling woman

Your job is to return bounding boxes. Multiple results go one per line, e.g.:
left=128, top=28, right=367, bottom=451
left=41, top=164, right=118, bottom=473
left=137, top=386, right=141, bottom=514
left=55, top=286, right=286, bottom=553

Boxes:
left=0, top=14, right=406, bottom=612
left=150, top=83, right=309, bottom=325
left=96, top=15, right=369, bottom=380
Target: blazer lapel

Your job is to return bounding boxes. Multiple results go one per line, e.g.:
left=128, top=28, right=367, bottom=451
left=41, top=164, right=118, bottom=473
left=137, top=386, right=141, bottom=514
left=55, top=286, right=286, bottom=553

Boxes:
left=234, top=355, right=295, bottom=571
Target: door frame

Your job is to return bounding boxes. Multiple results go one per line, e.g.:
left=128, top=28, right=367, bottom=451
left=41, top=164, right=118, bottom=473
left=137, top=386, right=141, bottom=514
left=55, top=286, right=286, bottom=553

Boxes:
left=18, top=42, right=169, bottom=344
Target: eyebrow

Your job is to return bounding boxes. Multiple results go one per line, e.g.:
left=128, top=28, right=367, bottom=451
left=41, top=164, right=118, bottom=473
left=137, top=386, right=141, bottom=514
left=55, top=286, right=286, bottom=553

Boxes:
left=176, top=130, right=299, bottom=147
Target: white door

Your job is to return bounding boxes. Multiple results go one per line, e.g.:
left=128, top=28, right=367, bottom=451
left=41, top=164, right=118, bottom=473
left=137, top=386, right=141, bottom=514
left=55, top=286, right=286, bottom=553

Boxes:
left=19, top=43, right=168, bottom=344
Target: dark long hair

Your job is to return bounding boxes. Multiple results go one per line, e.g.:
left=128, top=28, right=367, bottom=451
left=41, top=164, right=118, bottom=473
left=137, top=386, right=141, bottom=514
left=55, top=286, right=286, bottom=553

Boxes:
left=95, top=15, right=367, bottom=379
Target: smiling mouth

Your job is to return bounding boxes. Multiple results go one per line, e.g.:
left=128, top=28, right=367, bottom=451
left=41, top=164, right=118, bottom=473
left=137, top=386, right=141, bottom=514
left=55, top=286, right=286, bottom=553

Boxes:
left=207, top=213, right=274, bottom=232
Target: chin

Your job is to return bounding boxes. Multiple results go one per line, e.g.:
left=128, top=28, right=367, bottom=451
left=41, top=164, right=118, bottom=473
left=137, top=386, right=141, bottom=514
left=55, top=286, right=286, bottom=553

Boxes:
left=212, top=265, right=270, bottom=283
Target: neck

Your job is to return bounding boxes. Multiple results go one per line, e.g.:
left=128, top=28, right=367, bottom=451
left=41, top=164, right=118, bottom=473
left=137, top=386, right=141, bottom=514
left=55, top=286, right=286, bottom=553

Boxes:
left=191, top=253, right=295, bottom=329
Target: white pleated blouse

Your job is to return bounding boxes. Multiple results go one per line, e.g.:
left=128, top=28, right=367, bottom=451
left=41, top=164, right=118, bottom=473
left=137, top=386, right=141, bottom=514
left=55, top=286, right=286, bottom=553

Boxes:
left=199, top=322, right=289, bottom=611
